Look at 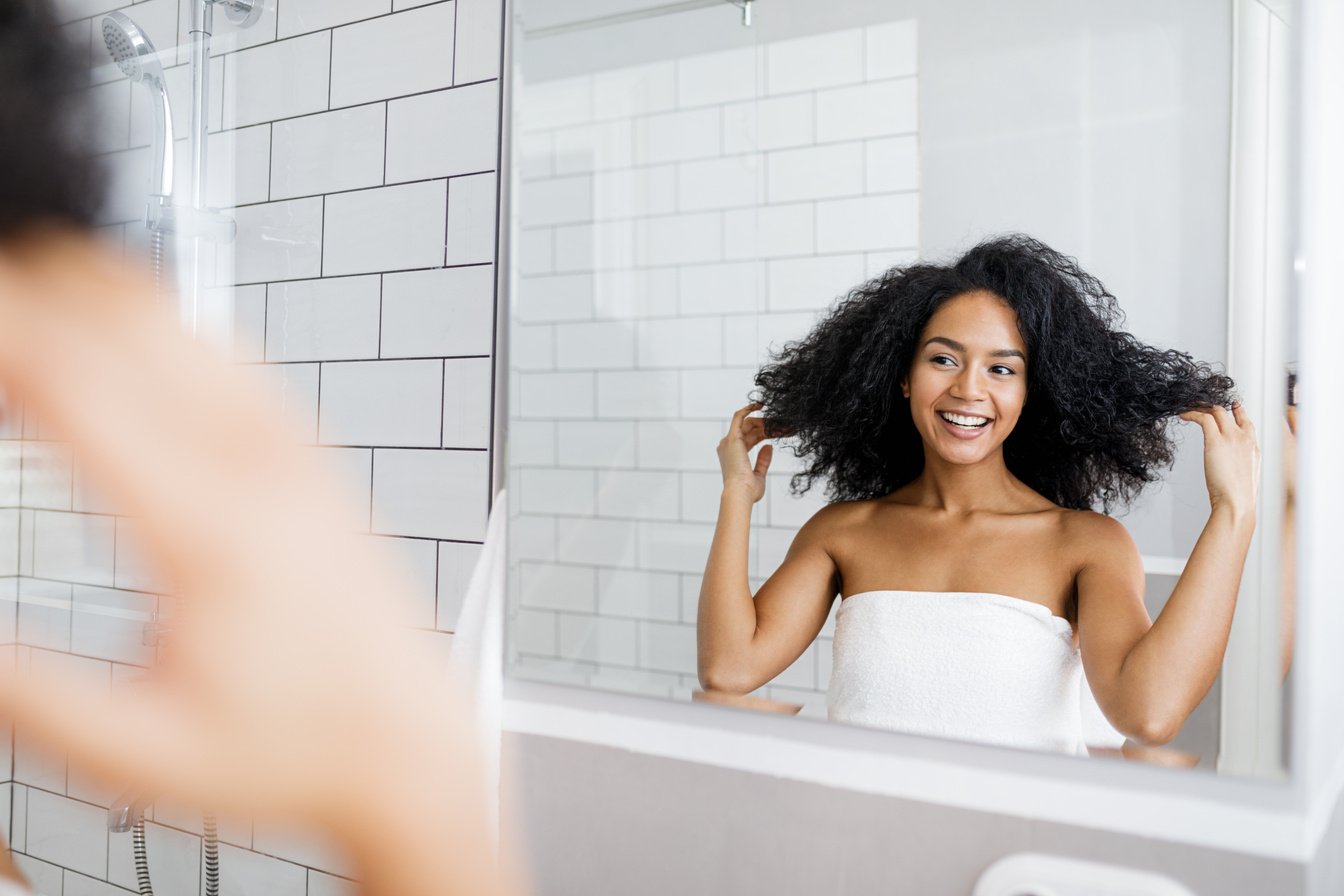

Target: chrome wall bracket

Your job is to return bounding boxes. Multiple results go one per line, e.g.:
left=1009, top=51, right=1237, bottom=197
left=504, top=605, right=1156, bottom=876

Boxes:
left=727, top=0, right=753, bottom=26
left=211, top=0, right=264, bottom=28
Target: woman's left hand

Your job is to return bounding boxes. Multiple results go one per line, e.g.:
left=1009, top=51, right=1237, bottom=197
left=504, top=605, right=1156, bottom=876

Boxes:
left=1179, top=402, right=1261, bottom=518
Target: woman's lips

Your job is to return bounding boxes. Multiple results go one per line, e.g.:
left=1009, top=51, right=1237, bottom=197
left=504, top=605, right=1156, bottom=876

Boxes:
left=937, top=413, right=993, bottom=440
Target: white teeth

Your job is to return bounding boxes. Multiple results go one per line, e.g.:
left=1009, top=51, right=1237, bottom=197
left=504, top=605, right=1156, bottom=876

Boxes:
left=939, top=411, right=990, bottom=428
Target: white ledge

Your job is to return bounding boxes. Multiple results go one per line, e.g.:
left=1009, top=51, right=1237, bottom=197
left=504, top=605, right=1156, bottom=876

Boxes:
left=503, top=679, right=1332, bottom=864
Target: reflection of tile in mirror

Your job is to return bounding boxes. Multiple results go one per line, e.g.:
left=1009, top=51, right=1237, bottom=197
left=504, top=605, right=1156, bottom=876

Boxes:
left=513, top=14, right=921, bottom=715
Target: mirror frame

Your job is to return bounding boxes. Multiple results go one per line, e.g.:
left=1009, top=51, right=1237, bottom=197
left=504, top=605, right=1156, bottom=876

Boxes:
left=493, top=0, right=1344, bottom=863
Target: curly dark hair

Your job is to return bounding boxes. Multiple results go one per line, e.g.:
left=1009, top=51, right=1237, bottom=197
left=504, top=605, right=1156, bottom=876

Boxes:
left=0, top=0, right=102, bottom=237
left=750, top=234, right=1237, bottom=513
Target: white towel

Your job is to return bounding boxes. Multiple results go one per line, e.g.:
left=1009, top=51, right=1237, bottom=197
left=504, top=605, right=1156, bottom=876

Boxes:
left=448, top=486, right=509, bottom=851
left=827, top=590, right=1090, bottom=754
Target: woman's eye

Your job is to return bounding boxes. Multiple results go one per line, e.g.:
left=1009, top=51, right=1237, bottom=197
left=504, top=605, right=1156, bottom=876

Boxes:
left=929, top=356, right=1015, bottom=375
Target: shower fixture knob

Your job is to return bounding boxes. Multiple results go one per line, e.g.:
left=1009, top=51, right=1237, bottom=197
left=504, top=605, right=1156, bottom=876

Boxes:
left=211, top=0, right=264, bottom=29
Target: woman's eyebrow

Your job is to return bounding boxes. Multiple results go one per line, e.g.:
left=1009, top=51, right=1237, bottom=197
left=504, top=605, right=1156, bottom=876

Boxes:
left=923, top=336, right=1026, bottom=360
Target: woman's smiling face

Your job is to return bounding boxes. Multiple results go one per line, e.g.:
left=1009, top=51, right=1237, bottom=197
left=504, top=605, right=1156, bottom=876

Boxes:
left=901, top=290, right=1029, bottom=464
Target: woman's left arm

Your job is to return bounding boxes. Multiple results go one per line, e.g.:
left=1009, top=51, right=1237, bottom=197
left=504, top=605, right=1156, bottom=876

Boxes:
left=1078, top=403, right=1260, bottom=745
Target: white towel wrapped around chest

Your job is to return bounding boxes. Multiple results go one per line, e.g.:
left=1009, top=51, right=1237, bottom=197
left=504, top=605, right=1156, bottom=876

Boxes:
left=826, top=590, right=1090, bottom=754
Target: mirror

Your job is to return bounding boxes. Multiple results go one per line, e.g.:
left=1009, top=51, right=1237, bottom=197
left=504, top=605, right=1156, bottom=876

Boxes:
left=504, top=0, right=1297, bottom=778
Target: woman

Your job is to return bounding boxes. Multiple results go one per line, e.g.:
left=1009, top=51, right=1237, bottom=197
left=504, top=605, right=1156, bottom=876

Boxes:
left=697, top=235, right=1260, bottom=754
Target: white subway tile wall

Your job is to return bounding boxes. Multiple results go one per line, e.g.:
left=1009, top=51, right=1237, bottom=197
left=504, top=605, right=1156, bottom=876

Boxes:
left=512, top=20, right=919, bottom=705
left=270, top=104, right=388, bottom=200
left=9, top=1, right=504, bottom=892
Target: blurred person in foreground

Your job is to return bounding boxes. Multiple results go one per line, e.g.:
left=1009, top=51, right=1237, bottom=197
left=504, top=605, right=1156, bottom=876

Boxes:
left=0, top=3, right=525, bottom=894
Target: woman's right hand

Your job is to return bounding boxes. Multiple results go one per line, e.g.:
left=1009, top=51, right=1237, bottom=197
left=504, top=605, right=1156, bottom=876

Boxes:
left=0, top=233, right=519, bottom=896
left=717, top=401, right=774, bottom=502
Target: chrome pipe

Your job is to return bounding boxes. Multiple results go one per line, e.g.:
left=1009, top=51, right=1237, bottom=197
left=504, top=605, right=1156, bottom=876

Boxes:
left=189, top=0, right=212, bottom=213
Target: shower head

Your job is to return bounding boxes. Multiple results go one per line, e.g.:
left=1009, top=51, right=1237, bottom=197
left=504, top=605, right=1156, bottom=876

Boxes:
left=101, top=12, right=164, bottom=87
left=101, top=11, right=175, bottom=202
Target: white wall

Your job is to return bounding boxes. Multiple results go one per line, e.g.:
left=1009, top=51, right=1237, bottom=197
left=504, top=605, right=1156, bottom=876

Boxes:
left=0, top=0, right=504, bottom=892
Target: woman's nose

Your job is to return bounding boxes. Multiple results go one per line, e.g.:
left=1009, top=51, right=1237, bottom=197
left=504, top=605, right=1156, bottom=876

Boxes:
left=951, top=367, right=987, bottom=399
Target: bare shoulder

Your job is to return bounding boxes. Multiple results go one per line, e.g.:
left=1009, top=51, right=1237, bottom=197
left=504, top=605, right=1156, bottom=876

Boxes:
left=801, top=497, right=876, bottom=526
left=1062, top=509, right=1141, bottom=568
left=1063, top=508, right=1131, bottom=539
left=795, top=497, right=867, bottom=538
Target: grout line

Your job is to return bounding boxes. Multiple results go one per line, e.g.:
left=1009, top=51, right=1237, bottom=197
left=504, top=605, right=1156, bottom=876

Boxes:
left=382, top=101, right=390, bottom=186
left=221, top=260, right=493, bottom=291
left=433, top=540, right=442, bottom=631
left=451, top=0, right=459, bottom=87
left=319, top=194, right=326, bottom=276
left=262, top=283, right=270, bottom=361
left=240, top=352, right=491, bottom=366
left=218, top=46, right=229, bottom=134
left=326, top=27, right=334, bottom=111
left=443, top=177, right=452, bottom=267
left=315, top=363, right=323, bottom=444
left=267, top=122, right=275, bottom=202
left=377, top=274, right=385, bottom=359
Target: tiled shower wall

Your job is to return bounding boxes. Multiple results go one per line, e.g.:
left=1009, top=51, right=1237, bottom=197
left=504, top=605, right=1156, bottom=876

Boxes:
left=508, top=20, right=919, bottom=712
left=1, top=0, right=504, bottom=893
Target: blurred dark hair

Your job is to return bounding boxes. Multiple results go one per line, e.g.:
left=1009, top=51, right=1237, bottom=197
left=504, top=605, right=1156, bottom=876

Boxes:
left=751, top=234, right=1237, bottom=513
left=0, top=0, right=102, bottom=237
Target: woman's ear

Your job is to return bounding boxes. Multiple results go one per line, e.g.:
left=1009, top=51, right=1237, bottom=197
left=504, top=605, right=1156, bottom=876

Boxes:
left=900, top=377, right=909, bottom=398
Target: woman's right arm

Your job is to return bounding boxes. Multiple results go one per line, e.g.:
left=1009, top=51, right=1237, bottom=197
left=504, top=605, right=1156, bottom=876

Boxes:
left=696, top=402, right=841, bottom=694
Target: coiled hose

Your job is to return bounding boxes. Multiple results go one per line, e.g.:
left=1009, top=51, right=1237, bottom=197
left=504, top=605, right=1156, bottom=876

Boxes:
left=132, top=819, right=152, bottom=896
left=150, top=228, right=166, bottom=302
left=129, top=813, right=220, bottom=896
left=204, top=814, right=220, bottom=896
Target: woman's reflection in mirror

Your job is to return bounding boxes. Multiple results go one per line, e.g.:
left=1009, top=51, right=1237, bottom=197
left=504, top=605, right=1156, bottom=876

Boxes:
left=697, top=234, right=1264, bottom=755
